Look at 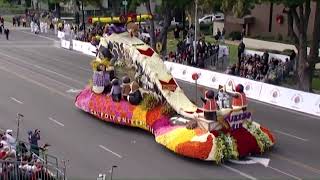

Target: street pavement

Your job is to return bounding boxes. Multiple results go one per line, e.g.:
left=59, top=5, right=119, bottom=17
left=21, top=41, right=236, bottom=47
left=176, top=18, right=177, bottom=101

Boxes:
left=0, top=28, right=320, bottom=180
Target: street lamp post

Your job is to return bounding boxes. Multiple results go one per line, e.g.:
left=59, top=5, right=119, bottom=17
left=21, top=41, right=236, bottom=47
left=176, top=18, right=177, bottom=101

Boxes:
left=110, top=165, right=117, bottom=180
left=16, top=113, right=24, bottom=142
left=122, top=0, right=128, bottom=15
left=193, top=0, right=198, bottom=66
left=81, top=0, right=85, bottom=34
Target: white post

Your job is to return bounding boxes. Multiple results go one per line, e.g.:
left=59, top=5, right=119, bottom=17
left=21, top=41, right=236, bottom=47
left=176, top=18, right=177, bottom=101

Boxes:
left=193, top=0, right=198, bottom=65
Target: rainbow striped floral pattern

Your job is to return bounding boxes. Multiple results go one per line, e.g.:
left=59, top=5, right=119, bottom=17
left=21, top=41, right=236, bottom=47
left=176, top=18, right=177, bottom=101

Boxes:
left=75, top=87, right=275, bottom=163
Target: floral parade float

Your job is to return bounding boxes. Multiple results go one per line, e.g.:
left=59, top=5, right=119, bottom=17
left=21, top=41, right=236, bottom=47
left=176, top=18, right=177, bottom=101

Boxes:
left=75, top=24, right=275, bottom=163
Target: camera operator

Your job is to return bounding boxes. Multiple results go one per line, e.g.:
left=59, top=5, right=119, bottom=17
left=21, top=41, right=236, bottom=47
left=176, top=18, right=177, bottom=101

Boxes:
left=28, top=129, right=41, bottom=156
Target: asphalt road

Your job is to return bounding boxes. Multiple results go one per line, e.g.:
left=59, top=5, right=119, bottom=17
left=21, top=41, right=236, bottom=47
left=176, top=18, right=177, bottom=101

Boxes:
left=0, top=28, right=320, bottom=180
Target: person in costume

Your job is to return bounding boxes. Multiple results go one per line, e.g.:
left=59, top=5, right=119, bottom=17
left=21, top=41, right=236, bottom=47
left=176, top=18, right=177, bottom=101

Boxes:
left=109, top=78, right=122, bottom=102
left=92, top=64, right=111, bottom=94
left=200, top=90, right=217, bottom=121
left=230, top=84, right=248, bottom=110
left=128, top=81, right=143, bottom=105
left=216, top=85, right=230, bottom=109
left=121, top=76, right=131, bottom=101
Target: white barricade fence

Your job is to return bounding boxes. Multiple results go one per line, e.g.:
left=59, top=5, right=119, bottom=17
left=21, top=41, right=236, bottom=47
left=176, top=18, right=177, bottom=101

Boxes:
left=57, top=31, right=65, bottom=39
left=244, top=49, right=290, bottom=62
left=259, top=83, right=320, bottom=116
left=82, top=42, right=97, bottom=57
left=165, top=61, right=320, bottom=117
left=61, top=39, right=71, bottom=49
left=72, top=40, right=83, bottom=52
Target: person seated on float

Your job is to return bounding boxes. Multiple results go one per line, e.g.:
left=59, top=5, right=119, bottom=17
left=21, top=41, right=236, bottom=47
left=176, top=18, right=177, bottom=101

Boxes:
left=128, top=81, right=143, bottom=105
left=200, top=90, right=217, bottom=121
left=230, top=84, right=248, bottom=110
left=216, top=85, right=230, bottom=109
left=121, top=76, right=131, bottom=101
left=109, top=78, right=122, bottom=102
left=92, top=64, right=111, bottom=94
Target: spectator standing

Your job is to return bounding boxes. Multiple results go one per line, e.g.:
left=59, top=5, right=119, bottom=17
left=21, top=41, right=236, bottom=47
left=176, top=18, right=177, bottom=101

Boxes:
left=28, top=129, right=40, bottom=156
left=174, top=25, right=180, bottom=39
left=0, top=25, right=2, bottom=34
left=4, top=28, right=9, bottom=40
left=238, top=41, right=245, bottom=64
left=12, top=17, right=16, bottom=26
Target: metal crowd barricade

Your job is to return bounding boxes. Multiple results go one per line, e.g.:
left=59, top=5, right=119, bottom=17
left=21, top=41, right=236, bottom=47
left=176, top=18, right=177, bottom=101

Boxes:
left=0, top=159, right=65, bottom=180
left=15, top=140, right=66, bottom=179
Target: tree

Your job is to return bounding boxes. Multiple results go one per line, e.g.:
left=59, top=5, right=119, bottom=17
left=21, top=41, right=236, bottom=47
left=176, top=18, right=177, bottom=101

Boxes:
left=220, top=0, right=320, bottom=92
left=265, top=0, right=320, bottom=92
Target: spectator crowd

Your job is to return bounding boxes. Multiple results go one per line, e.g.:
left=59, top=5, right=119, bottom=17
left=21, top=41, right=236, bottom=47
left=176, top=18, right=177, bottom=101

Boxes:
left=0, top=128, right=55, bottom=179
left=225, top=42, right=295, bottom=85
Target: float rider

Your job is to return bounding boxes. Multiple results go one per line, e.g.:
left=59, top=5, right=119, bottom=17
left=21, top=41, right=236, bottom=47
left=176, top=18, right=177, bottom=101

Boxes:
left=200, top=90, right=217, bottom=121
left=230, top=84, right=248, bottom=110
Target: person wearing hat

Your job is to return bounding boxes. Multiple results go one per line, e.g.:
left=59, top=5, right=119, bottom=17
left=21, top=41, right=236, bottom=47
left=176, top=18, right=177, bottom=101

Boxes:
left=128, top=81, right=143, bottom=105
left=121, top=76, right=131, bottom=101
left=200, top=90, right=217, bottom=121
left=5, top=129, right=16, bottom=150
left=231, top=84, right=248, bottom=110
left=109, top=78, right=122, bottom=102
left=217, top=85, right=230, bottom=109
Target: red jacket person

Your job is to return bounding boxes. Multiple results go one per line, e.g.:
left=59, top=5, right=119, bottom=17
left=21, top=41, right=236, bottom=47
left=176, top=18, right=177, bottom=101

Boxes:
left=201, top=90, right=217, bottom=121
left=231, top=84, right=248, bottom=110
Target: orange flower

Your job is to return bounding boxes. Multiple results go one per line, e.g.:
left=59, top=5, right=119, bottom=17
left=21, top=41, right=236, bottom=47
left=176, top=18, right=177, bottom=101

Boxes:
left=146, top=106, right=162, bottom=127
left=175, top=135, right=213, bottom=160
left=260, top=126, right=276, bottom=143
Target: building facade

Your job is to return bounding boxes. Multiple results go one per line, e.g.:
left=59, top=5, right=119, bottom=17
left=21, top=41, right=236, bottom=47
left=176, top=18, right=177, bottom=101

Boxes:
left=224, top=2, right=317, bottom=40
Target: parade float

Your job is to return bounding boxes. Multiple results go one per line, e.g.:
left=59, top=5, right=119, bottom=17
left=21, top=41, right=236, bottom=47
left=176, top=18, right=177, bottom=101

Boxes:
left=75, top=24, right=275, bottom=163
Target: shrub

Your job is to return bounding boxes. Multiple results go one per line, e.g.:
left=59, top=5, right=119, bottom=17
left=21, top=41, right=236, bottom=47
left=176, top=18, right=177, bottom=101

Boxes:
left=141, top=94, right=160, bottom=111
left=228, top=31, right=242, bottom=41
left=161, top=102, right=177, bottom=116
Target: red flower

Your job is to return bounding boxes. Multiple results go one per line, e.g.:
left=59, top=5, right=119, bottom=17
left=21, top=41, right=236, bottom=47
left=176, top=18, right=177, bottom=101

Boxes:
left=231, top=128, right=260, bottom=157
left=192, top=73, right=199, bottom=81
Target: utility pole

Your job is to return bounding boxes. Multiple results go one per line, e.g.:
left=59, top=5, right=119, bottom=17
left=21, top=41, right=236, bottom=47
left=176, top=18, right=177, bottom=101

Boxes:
left=16, top=113, right=24, bottom=144
left=193, top=0, right=198, bottom=66
left=122, top=0, right=128, bottom=15
left=81, top=0, right=85, bottom=34
left=110, top=165, right=117, bottom=180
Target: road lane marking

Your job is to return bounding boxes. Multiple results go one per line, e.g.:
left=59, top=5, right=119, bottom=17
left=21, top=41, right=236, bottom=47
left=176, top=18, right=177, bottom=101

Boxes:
left=98, top=145, right=123, bottom=159
left=0, top=66, right=73, bottom=100
left=274, top=130, right=309, bottom=142
left=66, top=89, right=82, bottom=93
left=271, top=154, right=320, bottom=175
left=20, top=48, right=91, bottom=73
left=268, top=166, right=302, bottom=180
left=10, top=97, right=24, bottom=104
left=19, top=30, right=57, bottom=41
left=49, top=117, right=65, bottom=127
left=222, top=165, right=257, bottom=180
left=0, top=56, right=77, bottom=89
left=0, top=51, right=85, bottom=86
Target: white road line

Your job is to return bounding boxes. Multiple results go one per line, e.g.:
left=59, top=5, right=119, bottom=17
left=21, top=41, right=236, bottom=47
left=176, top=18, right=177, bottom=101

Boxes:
left=49, top=117, right=65, bottom=127
left=0, top=66, right=73, bottom=100
left=274, top=130, right=309, bottom=142
left=19, top=30, right=57, bottom=41
left=0, top=51, right=85, bottom=86
left=0, top=57, right=76, bottom=89
left=268, top=166, right=302, bottom=180
left=21, top=48, right=91, bottom=73
left=98, top=145, right=123, bottom=159
left=10, top=97, right=24, bottom=104
left=222, top=165, right=257, bottom=180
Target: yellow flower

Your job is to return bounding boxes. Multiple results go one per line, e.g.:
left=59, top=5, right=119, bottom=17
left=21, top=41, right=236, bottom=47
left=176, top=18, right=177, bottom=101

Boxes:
left=156, top=128, right=196, bottom=152
left=132, top=106, right=148, bottom=130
